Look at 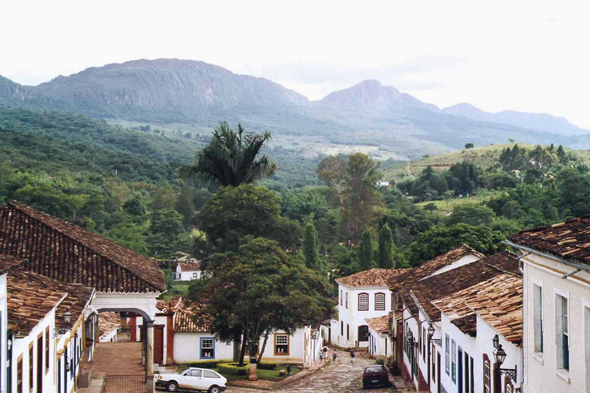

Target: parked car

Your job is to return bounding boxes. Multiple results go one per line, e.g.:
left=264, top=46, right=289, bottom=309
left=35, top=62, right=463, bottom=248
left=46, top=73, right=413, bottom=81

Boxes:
left=362, top=365, right=391, bottom=389
left=156, top=368, right=227, bottom=393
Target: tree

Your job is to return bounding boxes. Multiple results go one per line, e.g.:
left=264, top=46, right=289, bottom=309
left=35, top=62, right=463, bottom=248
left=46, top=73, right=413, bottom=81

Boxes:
left=377, top=223, right=395, bottom=268
left=152, top=186, right=175, bottom=211
left=447, top=203, right=496, bottom=227
left=175, top=183, right=195, bottom=228
left=146, top=209, right=186, bottom=257
left=178, top=122, right=277, bottom=186
left=189, top=238, right=334, bottom=378
left=358, top=227, right=375, bottom=271
left=303, top=222, right=320, bottom=270
left=464, top=142, right=474, bottom=149
left=408, top=224, right=505, bottom=265
left=198, top=184, right=302, bottom=252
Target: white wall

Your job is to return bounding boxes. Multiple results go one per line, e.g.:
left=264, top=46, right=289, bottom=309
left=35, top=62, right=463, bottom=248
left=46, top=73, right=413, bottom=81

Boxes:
left=336, top=283, right=392, bottom=348
left=367, top=328, right=390, bottom=357
left=173, top=329, right=309, bottom=365
left=176, top=265, right=201, bottom=281
left=11, top=310, right=56, bottom=393
left=522, top=253, right=590, bottom=393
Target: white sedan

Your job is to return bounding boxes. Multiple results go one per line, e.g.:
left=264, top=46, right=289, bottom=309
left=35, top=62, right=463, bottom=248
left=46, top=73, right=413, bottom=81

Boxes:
left=156, top=368, right=227, bottom=393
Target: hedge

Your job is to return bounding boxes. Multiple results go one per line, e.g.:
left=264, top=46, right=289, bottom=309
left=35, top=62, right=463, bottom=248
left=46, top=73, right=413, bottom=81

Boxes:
left=183, top=360, right=232, bottom=369
left=218, top=363, right=249, bottom=376
left=257, top=361, right=278, bottom=370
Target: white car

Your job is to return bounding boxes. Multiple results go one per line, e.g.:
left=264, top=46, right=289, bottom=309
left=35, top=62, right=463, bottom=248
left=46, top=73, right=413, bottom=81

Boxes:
left=156, top=368, right=227, bottom=393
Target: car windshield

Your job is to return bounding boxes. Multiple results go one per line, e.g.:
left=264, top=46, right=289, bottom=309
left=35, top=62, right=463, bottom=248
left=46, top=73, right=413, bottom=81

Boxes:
left=364, top=366, right=385, bottom=375
left=188, top=369, right=203, bottom=377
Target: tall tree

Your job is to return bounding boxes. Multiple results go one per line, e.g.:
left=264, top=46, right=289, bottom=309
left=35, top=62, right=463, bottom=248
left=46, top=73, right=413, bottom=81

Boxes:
left=175, top=183, right=194, bottom=228
left=178, top=122, right=277, bottom=186
left=377, top=223, right=395, bottom=269
left=303, top=222, right=320, bottom=270
left=358, top=227, right=375, bottom=271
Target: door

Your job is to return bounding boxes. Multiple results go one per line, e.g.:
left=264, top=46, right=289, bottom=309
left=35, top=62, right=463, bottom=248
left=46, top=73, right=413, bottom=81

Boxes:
left=358, top=325, right=369, bottom=343
left=154, top=326, right=164, bottom=364
left=458, top=348, right=463, bottom=393
left=37, top=335, right=43, bottom=393
left=437, top=353, right=441, bottom=393
left=183, top=369, right=205, bottom=389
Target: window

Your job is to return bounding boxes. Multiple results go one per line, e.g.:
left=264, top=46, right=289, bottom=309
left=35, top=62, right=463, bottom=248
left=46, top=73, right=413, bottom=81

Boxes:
left=17, top=356, right=23, bottom=393
left=445, top=334, right=450, bottom=375
left=470, top=356, right=474, bottom=393
left=391, top=293, right=395, bottom=311
left=345, top=292, right=348, bottom=309
left=340, top=290, right=343, bottom=306
left=358, top=293, right=369, bottom=311
left=375, top=293, right=385, bottom=311
left=464, top=351, right=469, bottom=393
left=192, top=272, right=198, bottom=278
left=204, top=370, right=219, bottom=378
left=533, top=283, right=543, bottom=352
left=200, top=338, right=215, bottom=359
left=347, top=324, right=350, bottom=341
left=422, top=327, right=426, bottom=361
left=483, top=355, right=491, bottom=393
left=29, top=344, right=34, bottom=392
left=188, top=369, right=202, bottom=377
left=431, top=343, right=436, bottom=382
left=275, top=334, right=289, bottom=355
left=556, top=294, right=569, bottom=370
left=451, top=340, right=457, bottom=382
left=341, top=321, right=343, bottom=336
left=45, top=328, right=50, bottom=373
left=505, top=376, right=514, bottom=393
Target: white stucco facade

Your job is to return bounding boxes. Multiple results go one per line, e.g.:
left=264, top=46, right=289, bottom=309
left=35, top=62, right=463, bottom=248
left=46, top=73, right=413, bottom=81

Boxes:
left=176, top=265, right=201, bottom=281
left=520, top=252, right=590, bottom=393
left=333, top=284, right=392, bottom=348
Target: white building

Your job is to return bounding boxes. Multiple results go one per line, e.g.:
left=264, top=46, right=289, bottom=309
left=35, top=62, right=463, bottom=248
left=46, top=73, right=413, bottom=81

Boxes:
left=365, top=314, right=391, bottom=357
left=330, top=268, right=406, bottom=349
left=395, top=250, right=516, bottom=392
left=507, top=216, right=590, bottom=393
left=176, top=261, right=202, bottom=281
left=433, top=270, right=523, bottom=393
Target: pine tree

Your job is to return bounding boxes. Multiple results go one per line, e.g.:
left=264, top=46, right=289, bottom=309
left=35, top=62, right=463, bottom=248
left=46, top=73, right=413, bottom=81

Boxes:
left=358, top=228, right=375, bottom=271
left=303, top=222, right=320, bottom=270
left=377, top=223, right=395, bottom=268
left=175, top=183, right=194, bottom=228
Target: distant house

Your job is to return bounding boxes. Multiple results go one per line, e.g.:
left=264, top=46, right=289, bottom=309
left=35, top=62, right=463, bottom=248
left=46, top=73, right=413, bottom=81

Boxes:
left=176, top=261, right=201, bottom=281
left=508, top=216, right=590, bottom=393
left=377, top=181, right=392, bottom=188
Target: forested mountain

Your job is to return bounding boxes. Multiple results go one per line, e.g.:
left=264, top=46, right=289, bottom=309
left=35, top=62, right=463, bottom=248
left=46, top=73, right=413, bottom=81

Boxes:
left=1, top=59, right=589, bottom=160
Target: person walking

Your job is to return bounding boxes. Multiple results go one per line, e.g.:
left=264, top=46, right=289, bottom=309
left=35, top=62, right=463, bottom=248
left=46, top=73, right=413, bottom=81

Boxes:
left=350, top=350, right=355, bottom=365
left=323, top=346, right=329, bottom=362
left=333, top=349, right=338, bottom=363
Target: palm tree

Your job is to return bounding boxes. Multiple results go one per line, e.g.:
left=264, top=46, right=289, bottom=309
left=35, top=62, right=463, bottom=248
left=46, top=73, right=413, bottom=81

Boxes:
left=178, top=122, right=277, bottom=186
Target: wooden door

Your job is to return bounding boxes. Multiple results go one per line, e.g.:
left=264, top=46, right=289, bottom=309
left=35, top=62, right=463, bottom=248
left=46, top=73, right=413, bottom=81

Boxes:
left=437, top=353, right=441, bottom=393
left=154, top=326, right=164, bottom=364
left=37, top=335, right=43, bottom=393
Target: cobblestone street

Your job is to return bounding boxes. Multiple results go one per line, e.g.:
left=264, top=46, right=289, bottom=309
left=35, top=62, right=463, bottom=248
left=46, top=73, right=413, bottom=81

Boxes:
left=227, top=349, right=415, bottom=393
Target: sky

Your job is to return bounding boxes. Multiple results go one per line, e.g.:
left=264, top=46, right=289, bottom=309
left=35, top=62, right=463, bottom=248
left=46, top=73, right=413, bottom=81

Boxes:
left=2, top=0, right=590, bottom=128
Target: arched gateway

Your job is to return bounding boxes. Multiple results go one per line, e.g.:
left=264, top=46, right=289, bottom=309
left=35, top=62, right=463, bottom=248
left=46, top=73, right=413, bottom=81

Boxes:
left=0, top=201, right=166, bottom=392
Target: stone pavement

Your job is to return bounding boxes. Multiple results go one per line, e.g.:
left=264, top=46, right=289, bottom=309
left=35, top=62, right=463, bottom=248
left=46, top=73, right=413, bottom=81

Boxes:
left=226, top=349, right=415, bottom=393
left=92, top=342, right=145, bottom=378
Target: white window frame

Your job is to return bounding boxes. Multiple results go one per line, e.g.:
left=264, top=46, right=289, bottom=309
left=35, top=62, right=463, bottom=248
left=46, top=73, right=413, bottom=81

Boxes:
left=554, top=288, right=570, bottom=372
left=451, top=339, right=456, bottom=383
left=532, top=280, right=544, bottom=354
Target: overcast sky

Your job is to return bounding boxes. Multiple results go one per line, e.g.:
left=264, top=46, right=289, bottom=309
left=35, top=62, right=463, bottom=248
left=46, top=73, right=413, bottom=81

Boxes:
left=2, top=0, right=590, bottom=128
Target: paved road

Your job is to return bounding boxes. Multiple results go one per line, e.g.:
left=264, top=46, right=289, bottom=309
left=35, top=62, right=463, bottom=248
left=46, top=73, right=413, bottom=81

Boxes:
left=226, top=349, right=414, bottom=392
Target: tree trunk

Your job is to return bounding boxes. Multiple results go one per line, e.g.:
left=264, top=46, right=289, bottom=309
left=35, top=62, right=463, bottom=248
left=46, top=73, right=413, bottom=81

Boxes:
left=238, top=330, right=248, bottom=366
left=248, top=350, right=258, bottom=381
left=233, top=330, right=242, bottom=362
left=257, top=332, right=270, bottom=364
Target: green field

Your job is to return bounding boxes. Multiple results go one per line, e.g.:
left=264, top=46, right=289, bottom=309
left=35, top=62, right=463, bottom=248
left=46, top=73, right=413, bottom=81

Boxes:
left=416, top=189, right=504, bottom=213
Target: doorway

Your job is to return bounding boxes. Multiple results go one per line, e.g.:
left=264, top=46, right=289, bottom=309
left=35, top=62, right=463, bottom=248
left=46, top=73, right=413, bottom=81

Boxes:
left=458, top=348, right=463, bottom=393
left=37, top=335, right=43, bottom=393
left=154, top=326, right=164, bottom=364
left=437, top=352, right=441, bottom=393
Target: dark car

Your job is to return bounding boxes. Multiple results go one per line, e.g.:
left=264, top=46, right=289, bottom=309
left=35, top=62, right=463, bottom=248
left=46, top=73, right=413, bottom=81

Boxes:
left=362, top=365, right=391, bottom=389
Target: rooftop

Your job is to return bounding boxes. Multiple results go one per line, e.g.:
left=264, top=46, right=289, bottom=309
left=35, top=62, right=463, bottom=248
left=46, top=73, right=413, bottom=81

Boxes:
left=178, top=262, right=201, bottom=272
left=509, top=215, right=590, bottom=265
left=0, top=254, right=26, bottom=275
left=389, top=244, right=484, bottom=291
left=401, top=251, right=519, bottom=323
left=336, top=268, right=407, bottom=288
left=365, top=314, right=391, bottom=333
left=0, top=201, right=165, bottom=293
left=98, top=312, right=120, bottom=337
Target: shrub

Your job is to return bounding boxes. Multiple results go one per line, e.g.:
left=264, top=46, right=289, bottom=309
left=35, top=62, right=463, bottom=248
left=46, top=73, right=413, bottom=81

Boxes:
left=218, top=362, right=249, bottom=376
left=257, top=361, right=278, bottom=370
left=375, top=358, right=385, bottom=365
left=183, top=360, right=231, bottom=369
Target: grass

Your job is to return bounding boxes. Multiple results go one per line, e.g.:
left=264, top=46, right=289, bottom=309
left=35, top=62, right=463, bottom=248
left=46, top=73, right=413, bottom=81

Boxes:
left=175, top=364, right=301, bottom=382
left=416, top=189, right=503, bottom=213
left=161, top=282, right=192, bottom=301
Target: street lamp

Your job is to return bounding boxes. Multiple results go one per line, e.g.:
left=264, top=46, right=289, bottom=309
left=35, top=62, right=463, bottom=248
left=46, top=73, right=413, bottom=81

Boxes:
left=493, top=343, right=517, bottom=382
left=492, top=334, right=499, bottom=349
left=427, top=324, right=442, bottom=347
left=427, top=324, right=435, bottom=338
left=54, top=307, right=73, bottom=337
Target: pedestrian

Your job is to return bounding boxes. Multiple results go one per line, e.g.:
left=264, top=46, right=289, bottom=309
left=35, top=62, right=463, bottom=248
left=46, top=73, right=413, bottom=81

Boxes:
left=319, top=351, right=323, bottom=362
left=333, top=349, right=338, bottom=362
left=351, top=350, right=355, bottom=364
left=323, top=346, right=329, bottom=362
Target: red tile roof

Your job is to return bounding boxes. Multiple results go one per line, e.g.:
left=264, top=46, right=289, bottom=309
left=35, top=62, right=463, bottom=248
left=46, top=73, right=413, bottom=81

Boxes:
left=400, top=252, right=519, bottom=323
left=389, top=245, right=483, bottom=291
left=98, top=312, right=121, bottom=337
left=365, top=315, right=390, bottom=333
left=0, top=254, right=26, bottom=274
left=178, top=262, right=200, bottom=271
left=0, top=202, right=165, bottom=293
left=336, top=268, right=407, bottom=288
left=509, top=215, right=590, bottom=265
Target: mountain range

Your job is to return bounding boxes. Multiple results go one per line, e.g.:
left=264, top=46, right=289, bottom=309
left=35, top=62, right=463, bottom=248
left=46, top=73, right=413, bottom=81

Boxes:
left=1, top=58, right=589, bottom=160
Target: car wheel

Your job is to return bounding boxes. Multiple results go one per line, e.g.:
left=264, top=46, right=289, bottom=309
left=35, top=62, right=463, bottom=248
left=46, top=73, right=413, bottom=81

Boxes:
left=167, top=381, right=178, bottom=392
left=208, top=385, right=220, bottom=393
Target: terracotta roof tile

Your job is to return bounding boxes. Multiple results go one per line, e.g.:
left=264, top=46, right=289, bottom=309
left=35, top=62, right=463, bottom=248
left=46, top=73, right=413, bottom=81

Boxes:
left=401, top=252, right=519, bottom=323
left=336, top=268, right=407, bottom=288
left=174, top=307, right=212, bottom=333
left=389, top=245, right=484, bottom=291
left=365, top=315, right=390, bottom=333
left=0, top=202, right=165, bottom=293
left=178, top=262, right=200, bottom=271
left=509, top=215, right=590, bottom=265
left=0, top=254, right=26, bottom=274
left=98, top=312, right=120, bottom=337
